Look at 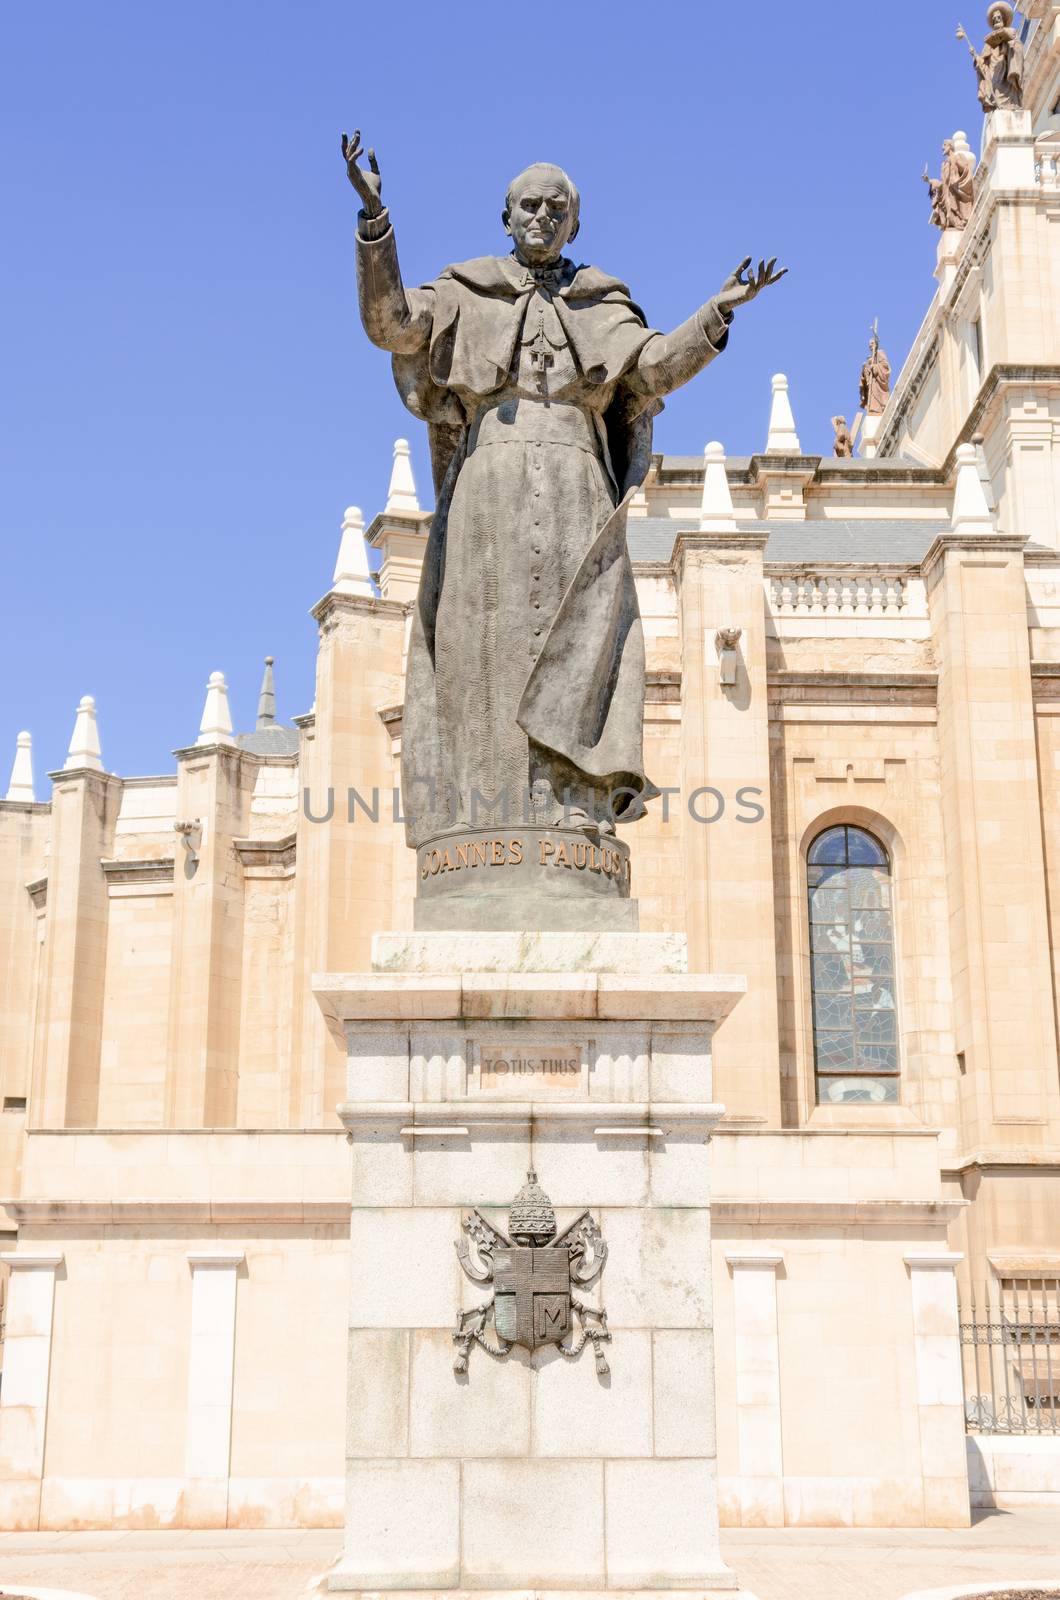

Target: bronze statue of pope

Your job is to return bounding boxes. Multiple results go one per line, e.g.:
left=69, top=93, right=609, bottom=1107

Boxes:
left=343, top=135, right=785, bottom=850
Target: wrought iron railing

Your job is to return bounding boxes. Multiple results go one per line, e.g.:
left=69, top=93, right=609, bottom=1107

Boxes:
left=960, top=1277, right=1060, bottom=1437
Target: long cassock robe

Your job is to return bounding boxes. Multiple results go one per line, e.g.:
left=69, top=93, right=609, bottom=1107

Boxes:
left=355, top=208, right=732, bottom=848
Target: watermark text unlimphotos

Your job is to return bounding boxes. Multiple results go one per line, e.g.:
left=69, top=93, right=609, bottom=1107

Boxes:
left=301, top=782, right=765, bottom=827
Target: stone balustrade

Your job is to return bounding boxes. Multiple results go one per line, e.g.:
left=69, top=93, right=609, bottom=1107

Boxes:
left=767, top=570, right=912, bottom=617
left=1037, top=146, right=1060, bottom=192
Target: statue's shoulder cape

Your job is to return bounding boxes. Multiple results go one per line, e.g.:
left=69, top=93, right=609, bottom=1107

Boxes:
left=392, top=254, right=658, bottom=499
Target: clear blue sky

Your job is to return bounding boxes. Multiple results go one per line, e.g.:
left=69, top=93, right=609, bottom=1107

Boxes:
left=1, top=2, right=986, bottom=779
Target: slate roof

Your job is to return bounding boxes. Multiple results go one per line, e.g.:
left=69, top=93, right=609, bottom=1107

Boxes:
left=236, top=726, right=301, bottom=757
left=626, top=519, right=948, bottom=566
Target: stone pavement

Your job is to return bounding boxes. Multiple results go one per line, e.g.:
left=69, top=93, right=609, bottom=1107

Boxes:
left=0, top=1511, right=1056, bottom=1600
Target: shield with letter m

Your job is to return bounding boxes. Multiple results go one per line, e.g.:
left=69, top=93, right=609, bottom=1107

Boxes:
left=493, top=1246, right=572, bottom=1349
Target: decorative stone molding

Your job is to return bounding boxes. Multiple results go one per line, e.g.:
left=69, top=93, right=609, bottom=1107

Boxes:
left=232, top=832, right=296, bottom=876
left=0, top=1195, right=967, bottom=1229
left=724, top=1251, right=785, bottom=1269
left=721, top=1198, right=966, bottom=1226
left=987, top=1251, right=1060, bottom=1276
left=310, top=589, right=407, bottom=633
left=3, top=1199, right=351, bottom=1224
left=903, top=1252, right=964, bottom=1269
left=941, top=1145, right=1060, bottom=1174
left=99, top=857, right=175, bottom=886
left=315, top=971, right=746, bottom=1030
left=338, top=1100, right=728, bottom=1138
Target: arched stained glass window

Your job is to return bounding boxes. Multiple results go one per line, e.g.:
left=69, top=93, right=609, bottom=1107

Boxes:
left=807, top=824, right=899, bottom=1105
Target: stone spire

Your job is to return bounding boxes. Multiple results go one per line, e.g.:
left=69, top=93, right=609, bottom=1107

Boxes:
left=698, top=441, right=738, bottom=533
left=333, top=505, right=374, bottom=598
left=256, top=657, right=276, bottom=729
left=64, top=695, right=103, bottom=772
left=5, top=731, right=35, bottom=802
left=765, top=374, right=801, bottom=454
left=197, top=671, right=236, bottom=747
left=384, top=438, right=420, bottom=514
left=951, top=442, right=994, bottom=534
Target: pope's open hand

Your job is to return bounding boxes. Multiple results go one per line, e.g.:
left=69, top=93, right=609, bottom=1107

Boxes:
left=716, top=257, right=788, bottom=314
left=342, top=130, right=383, bottom=216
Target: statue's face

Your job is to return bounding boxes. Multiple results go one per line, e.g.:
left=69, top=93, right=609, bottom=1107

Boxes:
left=989, top=7, right=1005, bottom=26
left=505, top=174, right=576, bottom=265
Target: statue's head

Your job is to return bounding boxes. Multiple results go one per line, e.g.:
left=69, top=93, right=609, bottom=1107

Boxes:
left=943, top=138, right=954, bottom=154
left=503, top=163, right=580, bottom=266
left=988, top=2, right=1013, bottom=29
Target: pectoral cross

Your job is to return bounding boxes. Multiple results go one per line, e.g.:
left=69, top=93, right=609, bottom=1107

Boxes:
left=529, top=306, right=554, bottom=389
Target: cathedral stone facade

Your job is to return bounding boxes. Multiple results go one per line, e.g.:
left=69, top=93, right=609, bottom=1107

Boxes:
left=3, top=7, right=1060, bottom=1537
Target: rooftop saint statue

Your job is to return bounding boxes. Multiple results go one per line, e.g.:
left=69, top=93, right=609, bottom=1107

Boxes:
left=343, top=135, right=785, bottom=921
left=957, top=5, right=1024, bottom=113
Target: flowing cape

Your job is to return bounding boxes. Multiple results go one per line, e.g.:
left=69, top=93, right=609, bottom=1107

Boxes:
left=393, top=256, right=661, bottom=844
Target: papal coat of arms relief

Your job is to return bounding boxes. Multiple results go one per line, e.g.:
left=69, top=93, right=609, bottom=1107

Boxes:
left=453, top=1169, right=611, bottom=1376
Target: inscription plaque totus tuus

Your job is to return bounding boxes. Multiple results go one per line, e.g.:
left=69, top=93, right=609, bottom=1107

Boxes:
left=478, top=1042, right=583, bottom=1096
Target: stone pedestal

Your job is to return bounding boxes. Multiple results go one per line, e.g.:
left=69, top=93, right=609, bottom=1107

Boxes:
left=858, top=412, right=883, bottom=458
left=314, top=933, right=748, bottom=1597
left=981, top=107, right=1035, bottom=190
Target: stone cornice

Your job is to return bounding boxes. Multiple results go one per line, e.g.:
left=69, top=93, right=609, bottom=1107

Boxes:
left=232, top=832, right=296, bottom=871
left=717, top=1198, right=967, bottom=1226
left=338, top=1101, right=728, bottom=1138
left=171, top=741, right=245, bottom=763
left=987, top=1250, right=1060, bottom=1276
left=745, top=454, right=821, bottom=481
left=942, top=1147, right=1060, bottom=1174
left=0, top=799, right=51, bottom=815
left=26, top=876, right=47, bottom=909
left=0, top=1196, right=966, bottom=1230
left=100, top=857, right=175, bottom=886
left=314, top=970, right=746, bottom=1030
left=944, top=365, right=1060, bottom=469
left=366, top=509, right=432, bottom=546
left=645, top=670, right=680, bottom=704
left=769, top=670, right=938, bottom=691
left=921, top=529, right=1028, bottom=579
left=3, top=1199, right=350, bottom=1225
left=291, top=711, right=316, bottom=731
left=670, top=528, right=770, bottom=584
left=310, top=590, right=408, bottom=627
left=46, top=767, right=121, bottom=788
left=0, top=1250, right=64, bottom=1269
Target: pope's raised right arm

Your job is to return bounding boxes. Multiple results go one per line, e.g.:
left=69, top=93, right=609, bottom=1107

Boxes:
left=343, top=132, right=433, bottom=355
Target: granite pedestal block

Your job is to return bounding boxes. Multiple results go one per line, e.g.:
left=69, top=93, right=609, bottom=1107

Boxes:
left=314, top=933, right=747, bottom=1598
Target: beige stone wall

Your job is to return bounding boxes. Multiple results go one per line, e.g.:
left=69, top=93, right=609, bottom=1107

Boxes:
left=97, top=889, right=173, bottom=1127
left=1, top=83, right=1059, bottom=1529
left=2, top=1131, right=349, bottom=1528
left=44, top=1235, right=192, bottom=1488
left=0, top=803, right=48, bottom=1196
left=235, top=873, right=293, bottom=1128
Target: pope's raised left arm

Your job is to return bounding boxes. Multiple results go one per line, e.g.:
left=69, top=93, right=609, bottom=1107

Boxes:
left=629, top=257, right=787, bottom=400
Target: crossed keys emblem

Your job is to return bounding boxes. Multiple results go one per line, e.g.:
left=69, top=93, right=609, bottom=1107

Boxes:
left=453, top=1169, right=611, bottom=1377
